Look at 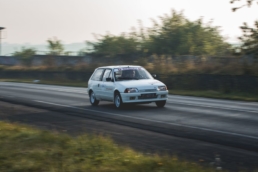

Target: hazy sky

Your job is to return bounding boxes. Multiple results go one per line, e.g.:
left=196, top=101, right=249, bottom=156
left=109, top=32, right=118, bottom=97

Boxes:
left=1, top=0, right=257, bottom=44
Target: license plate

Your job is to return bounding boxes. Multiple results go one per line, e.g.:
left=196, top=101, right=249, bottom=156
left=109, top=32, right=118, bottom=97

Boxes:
left=140, top=93, right=156, bottom=98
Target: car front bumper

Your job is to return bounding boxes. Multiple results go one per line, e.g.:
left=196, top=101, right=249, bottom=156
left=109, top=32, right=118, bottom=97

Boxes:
left=120, top=91, right=168, bottom=103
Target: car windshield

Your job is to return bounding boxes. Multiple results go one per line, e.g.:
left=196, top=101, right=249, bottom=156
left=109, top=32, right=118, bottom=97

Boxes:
left=114, top=67, right=153, bottom=81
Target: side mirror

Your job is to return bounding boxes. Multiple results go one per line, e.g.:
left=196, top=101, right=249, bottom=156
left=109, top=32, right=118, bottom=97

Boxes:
left=106, top=77, right=113, bottom=82
left=152, top=74, right=157, bottom=78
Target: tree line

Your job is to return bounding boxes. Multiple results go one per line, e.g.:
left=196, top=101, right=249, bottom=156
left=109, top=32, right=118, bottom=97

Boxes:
left=87, top=10, right=231, bottom=57
left=13, top=1, right=258, bottom=67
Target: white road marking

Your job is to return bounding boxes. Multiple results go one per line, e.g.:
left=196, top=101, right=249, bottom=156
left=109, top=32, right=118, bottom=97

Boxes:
left=4, top=95, right=15, bottom=98
left=2, top=82, right=258, bottom=113
left=34, top=100, right=258, bottom=140
left=167, top=100, right=258, bottom=114
left=0, top=82, right=87, bottom=94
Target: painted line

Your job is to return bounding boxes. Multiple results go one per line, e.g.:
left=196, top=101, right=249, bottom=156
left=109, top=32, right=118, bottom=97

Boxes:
left=5, top=95, right=15, bottom=98
left=34, top=100, right=258, bottom=140
left=167, top=100, right=258, bottom=114
left=6, top=83, right=258, bottom=113
left=3, top=82, right=258, bottom=113
left=168, top=94, right=258, bottom=106
left=0, top=83, right=87, bottom=94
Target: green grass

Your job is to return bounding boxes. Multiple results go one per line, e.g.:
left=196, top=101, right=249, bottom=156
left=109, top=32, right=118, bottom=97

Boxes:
left=0, top=121, right=218, bottom=172
left=169, top=90, right=258, bottom=102
left=1, top=79, right=258, bottom=102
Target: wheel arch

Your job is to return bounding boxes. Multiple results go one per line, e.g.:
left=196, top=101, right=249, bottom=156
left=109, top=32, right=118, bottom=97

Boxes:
left=113, top=89, right=122, bottom=102
left=114, top=89, right=120, bottom=96
left=88, top=89, right=93, bottom=96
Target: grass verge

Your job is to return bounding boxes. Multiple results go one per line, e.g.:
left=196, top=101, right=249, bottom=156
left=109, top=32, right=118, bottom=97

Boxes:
left=1, top=79, right=257, bottom=102
left=0, top=121, right=217, bottom=172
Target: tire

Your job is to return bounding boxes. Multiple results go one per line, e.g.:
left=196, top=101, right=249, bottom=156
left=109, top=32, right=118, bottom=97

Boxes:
left=114, top=92, right=124, bottom=108
left=89, top=91, right=99, bottom=106
left=155, top=100, right=166, bottom=108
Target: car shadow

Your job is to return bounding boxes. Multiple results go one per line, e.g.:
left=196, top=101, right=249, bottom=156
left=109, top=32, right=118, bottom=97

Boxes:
left=83, top=102, right=168, bottom=113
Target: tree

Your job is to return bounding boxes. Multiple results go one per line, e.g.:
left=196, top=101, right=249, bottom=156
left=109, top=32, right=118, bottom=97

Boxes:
left=146, top=10, right=230, bottom=56
left=238, top=21, right=258, bottom=57
left=13, top=47, right=36, bottom=67
left=230, top=0, right=258, bottom=57
left=87, top=33, right=140, bottom=57
left=87, top=10, right=230, bottom=57
left=230, top=0, right=258, bottom=11
left=46, top=37, right=64, bottom=55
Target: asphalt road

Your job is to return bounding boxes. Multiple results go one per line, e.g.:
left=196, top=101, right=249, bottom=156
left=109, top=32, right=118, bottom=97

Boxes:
left=1, top=82, right=258, bottom=171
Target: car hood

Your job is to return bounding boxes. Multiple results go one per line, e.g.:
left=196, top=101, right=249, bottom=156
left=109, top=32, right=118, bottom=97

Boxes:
left=116, top=79, right=165, bottom=90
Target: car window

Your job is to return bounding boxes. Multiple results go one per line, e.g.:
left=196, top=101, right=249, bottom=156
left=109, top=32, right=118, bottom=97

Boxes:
left=114, top=70, right=122, bottom=80
left=91, top=68, right=104, bottom=81
left=102, top=69, right=112, bottom=81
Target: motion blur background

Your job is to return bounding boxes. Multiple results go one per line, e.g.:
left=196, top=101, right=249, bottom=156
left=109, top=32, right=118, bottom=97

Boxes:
left=0, top=0, right=258, bottom=98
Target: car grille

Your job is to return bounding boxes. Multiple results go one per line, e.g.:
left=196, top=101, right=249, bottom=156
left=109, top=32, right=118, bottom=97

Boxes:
left=139, top=89, right=157, bottom=92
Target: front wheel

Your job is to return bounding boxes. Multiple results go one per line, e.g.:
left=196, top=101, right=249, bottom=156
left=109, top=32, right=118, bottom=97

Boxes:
left=155, top=100, right=166, bottom=108
left=114, top=93, right=124, bottom=108
left=90, top=91, right=99, bottom=106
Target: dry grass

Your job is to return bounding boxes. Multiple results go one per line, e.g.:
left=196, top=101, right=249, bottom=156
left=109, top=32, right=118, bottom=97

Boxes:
left=0, top=121, right=218, bottom=172
left=2, top=58, right=258, bottom=75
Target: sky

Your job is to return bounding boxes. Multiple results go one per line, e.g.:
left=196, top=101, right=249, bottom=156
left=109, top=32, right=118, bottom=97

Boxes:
left=0, top=0, right=257, bottom=48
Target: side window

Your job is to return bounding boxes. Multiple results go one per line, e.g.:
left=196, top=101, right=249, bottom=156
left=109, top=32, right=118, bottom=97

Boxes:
left=114, top=69, right=122, bottom=81
left=91, top=68, right=104, bottom=81
left=102, top=69, right=112, bottom=81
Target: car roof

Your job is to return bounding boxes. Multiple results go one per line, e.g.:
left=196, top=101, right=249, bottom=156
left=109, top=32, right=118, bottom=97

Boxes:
left=97, top=65, right=142, bottom=69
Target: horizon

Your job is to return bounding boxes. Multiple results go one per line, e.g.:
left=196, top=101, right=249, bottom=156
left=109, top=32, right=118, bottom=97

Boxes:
left=1, top=41, right=242, bottom=56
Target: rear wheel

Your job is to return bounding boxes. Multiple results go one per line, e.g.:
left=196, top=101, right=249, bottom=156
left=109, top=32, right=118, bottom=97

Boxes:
left=90, top=91, right=99, bottom=106
left=114, top=93, right=123, bottom=108
left=155, top=100, right=166, bottom=108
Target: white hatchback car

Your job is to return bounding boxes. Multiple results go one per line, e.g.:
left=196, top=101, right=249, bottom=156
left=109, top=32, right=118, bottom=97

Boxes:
left=87, top=65, right=168, bottom=108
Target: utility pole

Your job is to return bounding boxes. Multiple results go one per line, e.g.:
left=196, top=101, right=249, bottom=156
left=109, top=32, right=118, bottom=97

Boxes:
left=0, top=27, right=5, bottom=56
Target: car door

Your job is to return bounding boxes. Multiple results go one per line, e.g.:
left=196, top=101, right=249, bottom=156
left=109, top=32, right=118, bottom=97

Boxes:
left=90, top=68, right=105, bottom=99
left=100, top=69, right=115, bottom=101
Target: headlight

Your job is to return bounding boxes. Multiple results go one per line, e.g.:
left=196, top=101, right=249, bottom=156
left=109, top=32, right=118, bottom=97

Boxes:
left=124, top=88, right=139, bottom=93
left=157, top=86, right=167, bottom=91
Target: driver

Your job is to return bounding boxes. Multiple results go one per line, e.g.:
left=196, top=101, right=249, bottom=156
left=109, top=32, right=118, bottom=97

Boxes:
left=123, top=70, right=136, bottom=78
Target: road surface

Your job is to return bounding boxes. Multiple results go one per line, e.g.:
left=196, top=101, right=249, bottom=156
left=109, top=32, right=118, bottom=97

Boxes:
left=1, top=82, right=258, bottom=171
